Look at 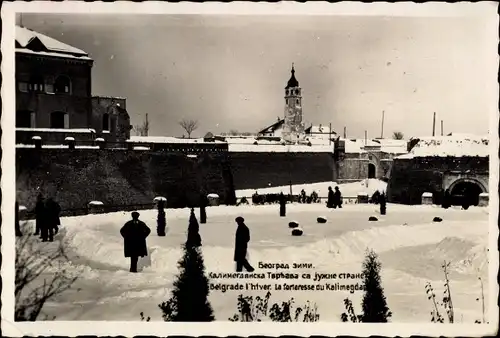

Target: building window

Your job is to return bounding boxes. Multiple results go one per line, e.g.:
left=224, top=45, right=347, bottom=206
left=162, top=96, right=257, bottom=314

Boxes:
left=16, top=110, right=35, bottom=128
left=50, top=111, right=69, bottom=129
left=29, top=74, right=44, bottom=93
left=18, top=81, right=29, bottom=93
left=45, top=76, right=55, bottom=94
left=296, top=99, right=299, bottom=104
left=102, top=113, right=110, bottom=131
left=54, top=75, right=71, bottom=94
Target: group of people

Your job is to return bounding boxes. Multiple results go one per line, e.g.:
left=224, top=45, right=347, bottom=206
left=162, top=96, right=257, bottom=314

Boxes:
left=119, top=211, right=255, bottom=273
left=31, top=194, right=61, bottom=242
left=327, top=186, right=343, bottom=209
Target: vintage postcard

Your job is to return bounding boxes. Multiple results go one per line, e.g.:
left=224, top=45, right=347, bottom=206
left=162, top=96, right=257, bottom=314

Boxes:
left=1, top=1, right=498, bottom=336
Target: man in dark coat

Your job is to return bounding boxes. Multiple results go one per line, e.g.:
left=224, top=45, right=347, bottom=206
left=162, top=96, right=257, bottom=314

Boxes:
left=279, top=192, right=286, bottom=217
left=45, top=197, right=61, bottom=240
left=120, top=211, right=151, bottom=273
left=34, top=193, right=45, bottom=236
left=333, top=186, right=343, bottom=209
left=326, top=186, right=334, bottom=208
left=234, top=216, right=254, bottom=272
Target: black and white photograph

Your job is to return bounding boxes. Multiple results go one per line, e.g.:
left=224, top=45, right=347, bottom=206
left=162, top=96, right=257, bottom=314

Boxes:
left=1, top=1, right=498, bottom=336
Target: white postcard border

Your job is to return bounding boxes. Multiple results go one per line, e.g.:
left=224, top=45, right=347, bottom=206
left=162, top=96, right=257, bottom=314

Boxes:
left=1, top=1, right=499, bottom=337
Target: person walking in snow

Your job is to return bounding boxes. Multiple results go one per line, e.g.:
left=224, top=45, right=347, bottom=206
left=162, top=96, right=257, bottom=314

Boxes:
left=120, top=211, right=151, bottom=273
left=326, top=186, right=335, bottom=208
left=333, top=186, right=343, bottom=209
left=34, top=193, right=45, bottom=236
left=279, top=192, right=286, bottom=217
left=234, top=216, right=254, bottom=272
left=45, top=197, right=61, bottom=238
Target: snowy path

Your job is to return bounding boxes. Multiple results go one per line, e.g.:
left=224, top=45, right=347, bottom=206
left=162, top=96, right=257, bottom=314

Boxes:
left=21, top=203, right=489, bottom=322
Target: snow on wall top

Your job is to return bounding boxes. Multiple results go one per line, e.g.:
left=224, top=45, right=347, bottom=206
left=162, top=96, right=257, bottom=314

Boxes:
left=340, top=138, right=407, bottom=154
left=128, top=136, right=225, bottom=144
left=16, top=25, right=89, bottom=58
left=17, top=128, right=96, bottom=133
left=396, top=134, right=489, bottom=159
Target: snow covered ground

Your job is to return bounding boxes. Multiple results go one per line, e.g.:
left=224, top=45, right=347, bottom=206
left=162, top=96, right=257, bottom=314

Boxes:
left=19, top=201, right=490, bottom=323
left=236, top=178, right=387, bottom=198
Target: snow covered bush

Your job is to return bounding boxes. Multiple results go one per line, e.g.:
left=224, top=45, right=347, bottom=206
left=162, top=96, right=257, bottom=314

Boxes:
left=158, top=209, right=214, bottom=321
left=291, top=228, right=303, bottom=236
left=288, top=221, right=299, bottom=229
left=15, top=228, right=78, bottom=321
left=317, top=217, right=327, bottom=224
left=368, top=216, right=378, bottom=222
left=433, top=217, right=443, bottom=223
left=341, top=249, right=392, bottom=323
left=228, top=291, right=320, bottom=322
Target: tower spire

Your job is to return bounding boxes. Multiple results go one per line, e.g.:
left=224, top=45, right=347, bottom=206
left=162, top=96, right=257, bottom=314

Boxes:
left=286, top=63, right=299, bottom=89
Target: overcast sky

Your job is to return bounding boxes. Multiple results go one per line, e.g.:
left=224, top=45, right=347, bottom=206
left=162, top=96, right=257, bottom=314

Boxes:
left=18, top=12, right=497, bottom=139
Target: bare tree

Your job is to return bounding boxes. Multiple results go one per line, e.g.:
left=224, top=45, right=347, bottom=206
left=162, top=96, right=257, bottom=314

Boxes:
left=392, top=131, right=404, bottom=140
left=133, top=114, right=150, bottom=136
left=15, top=226, right=78, bottom=321
left=229, top=129, right=239, bottom=136
left=179, top=119, right=199, bottom=139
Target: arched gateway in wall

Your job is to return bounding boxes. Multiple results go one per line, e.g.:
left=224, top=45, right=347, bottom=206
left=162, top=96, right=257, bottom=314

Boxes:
left=443, top=174, right=488, bottom=206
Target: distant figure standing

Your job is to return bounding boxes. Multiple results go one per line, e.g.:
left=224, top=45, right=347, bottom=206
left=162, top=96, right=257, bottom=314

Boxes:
left=442, top=189, right=451, bottom=209
left=200, top=194, right=208, bottom=224
left=234, top=216, right=254, bottom=272
left=279, top=192, right=286, bottom=217
left=120, top=211, right=151, bottom=273
left=45, top=197, right=61, bottom=236
left=327, top=186, right=335, bottom=208
left=34, top=193, right=45, bottom=236
left=333, top=186, right=343, bottom=209
left=379, top=192, right=387, bottom=215
left=15, top=201, right=22, bottom=237
left=300, top=189, right=306, bottom=203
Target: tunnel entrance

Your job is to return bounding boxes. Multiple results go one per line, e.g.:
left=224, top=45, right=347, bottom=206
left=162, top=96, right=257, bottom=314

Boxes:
left=449, top=181, right=483, bottom=207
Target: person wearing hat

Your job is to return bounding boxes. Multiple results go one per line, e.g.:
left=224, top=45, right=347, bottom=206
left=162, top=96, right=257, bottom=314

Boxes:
left=120, top=211, right=151, bottom=273
left=234, top=216, right=254, bottom=272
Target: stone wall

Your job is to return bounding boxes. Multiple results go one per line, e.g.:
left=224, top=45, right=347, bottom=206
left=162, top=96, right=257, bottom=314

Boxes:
left=387, top=156, right=489, bottom=204
left=16, top=148, right=236, bottom=215
left=229, top=152, right=334, bottom=191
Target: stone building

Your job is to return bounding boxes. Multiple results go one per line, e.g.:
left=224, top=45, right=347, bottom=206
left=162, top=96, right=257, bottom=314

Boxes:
left=387, top=134, right=489, bottom=205
left=333, top=137, right=408, bottom=183
left=15, top=25, right=131, bottom=145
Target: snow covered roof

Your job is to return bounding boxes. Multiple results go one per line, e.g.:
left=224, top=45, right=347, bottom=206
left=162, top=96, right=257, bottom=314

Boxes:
left=228, top=143, right=333, bottom=153
left=339, top=138, right=408, bottom=154
left=258, top=119, right=285, bottom=135
left=305, top=125, right=335, bottom=134
left=129, top=136, right=225, bottom=144
left=16, top=25, right=92, bottom=60
left=395, top=134, right=489, bottom=159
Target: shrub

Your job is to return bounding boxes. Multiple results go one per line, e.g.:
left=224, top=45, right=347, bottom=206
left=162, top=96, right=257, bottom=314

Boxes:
left=368, top=216, right=378, bottom=222
left=424, top=260, right=454, bottom=323
left=341, top=249, right=392, bottom=323
left=288, top=221, right=299, bottom=229
left=291, top=228, right=304, bottom=236
left=228, top=291, right=320, bottom=322
left=158, top=210, right=213, bottom=321
left=317, top=217, right=327, bottom=224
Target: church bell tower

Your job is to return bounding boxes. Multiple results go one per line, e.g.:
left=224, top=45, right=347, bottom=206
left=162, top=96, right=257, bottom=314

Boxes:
left=283, top=63, right=304, bottom=143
